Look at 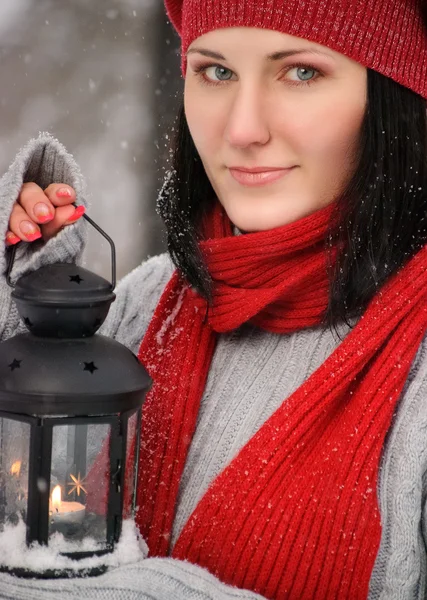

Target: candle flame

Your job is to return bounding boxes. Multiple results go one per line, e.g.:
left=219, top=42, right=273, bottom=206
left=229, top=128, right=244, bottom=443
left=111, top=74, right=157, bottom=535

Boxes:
left=51, top=485, right=62, bottom=510
left=10, top=461, right=21, bottom=476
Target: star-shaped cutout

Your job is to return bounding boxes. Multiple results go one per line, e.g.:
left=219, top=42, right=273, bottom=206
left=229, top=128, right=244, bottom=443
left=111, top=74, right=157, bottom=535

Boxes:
left=67, top=472, right=87, bottom=497
left=8, top=359, right=21, bottom=371
left=83, top=361, right=98, bottom=374
left=69, top=274, right=83, bottom=284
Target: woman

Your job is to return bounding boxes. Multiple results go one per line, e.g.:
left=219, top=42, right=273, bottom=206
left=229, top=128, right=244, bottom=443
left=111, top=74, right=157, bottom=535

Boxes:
left=0, top=0, right=426, bottom=598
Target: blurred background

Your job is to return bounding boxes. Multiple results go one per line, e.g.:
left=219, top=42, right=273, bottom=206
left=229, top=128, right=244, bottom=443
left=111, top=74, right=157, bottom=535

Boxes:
left=0, top=0, right=183, bottom=279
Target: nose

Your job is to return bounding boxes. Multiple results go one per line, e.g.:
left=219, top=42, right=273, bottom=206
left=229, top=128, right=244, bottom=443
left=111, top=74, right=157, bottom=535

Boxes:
left=224, top=82, right=271, bottom=148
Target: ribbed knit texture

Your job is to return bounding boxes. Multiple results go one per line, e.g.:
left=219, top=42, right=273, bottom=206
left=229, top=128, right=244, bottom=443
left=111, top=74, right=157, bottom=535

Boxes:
left=169, top=321, right=350, bottom=549
left=3, top=250, right=427, bottom=599
left=0, top=133, right=88, bottom=343
left=0, top=558, right=264, bottom=599
left=164, top=0, right=427, bottom=99
left=135, top=200, right=427, bottom=598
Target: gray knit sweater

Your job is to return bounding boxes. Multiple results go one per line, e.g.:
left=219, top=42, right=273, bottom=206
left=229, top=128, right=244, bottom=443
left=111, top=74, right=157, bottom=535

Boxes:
left=0, top=134, right=426, bottom=599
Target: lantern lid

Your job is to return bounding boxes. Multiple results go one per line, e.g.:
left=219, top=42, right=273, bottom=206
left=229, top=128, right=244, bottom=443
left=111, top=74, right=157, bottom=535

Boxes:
left=0, top=333, right=151, bottom=416
left=10, top=264, right=116, bottom=338
left=12, top=264, right=115, bottom=307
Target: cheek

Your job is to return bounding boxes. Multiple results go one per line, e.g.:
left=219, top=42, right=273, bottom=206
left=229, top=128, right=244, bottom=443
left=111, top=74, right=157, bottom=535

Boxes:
left=184, top=84, right=224, bottom=163
left=275, top=94, right=365, bottom=207
left=284, top=97, right=365, bottom=167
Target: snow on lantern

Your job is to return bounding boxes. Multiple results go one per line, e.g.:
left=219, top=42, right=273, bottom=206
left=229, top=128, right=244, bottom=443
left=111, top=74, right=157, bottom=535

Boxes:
left=0, top=214, right=151, bottom=578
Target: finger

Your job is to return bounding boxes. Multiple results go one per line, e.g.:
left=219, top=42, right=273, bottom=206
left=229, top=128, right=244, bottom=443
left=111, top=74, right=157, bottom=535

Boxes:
left=18, top=182, right=55, bottom=225
left=5, top=231, right=21, bottom=246
left=43, top=183, right=77, bottom=208
left=9, top=202, right=42, bottom=242
left=64, top=205, right=85, bottom=224
left=41, top=204, right=85, bottom=241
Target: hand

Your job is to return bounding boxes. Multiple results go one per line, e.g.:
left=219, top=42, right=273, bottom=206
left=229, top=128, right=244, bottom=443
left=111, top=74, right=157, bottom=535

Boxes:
left=5, top=182, right=85, bottom=246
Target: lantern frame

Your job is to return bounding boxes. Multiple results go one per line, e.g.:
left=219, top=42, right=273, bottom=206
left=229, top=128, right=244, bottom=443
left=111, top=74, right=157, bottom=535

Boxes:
left=0, top=211, right=150, bottom=578
left=0, top=407, right=140, bottom=561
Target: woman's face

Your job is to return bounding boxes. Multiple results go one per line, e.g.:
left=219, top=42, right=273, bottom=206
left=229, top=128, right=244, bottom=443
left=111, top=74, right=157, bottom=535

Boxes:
left=184, top=28, right=367, bottom=232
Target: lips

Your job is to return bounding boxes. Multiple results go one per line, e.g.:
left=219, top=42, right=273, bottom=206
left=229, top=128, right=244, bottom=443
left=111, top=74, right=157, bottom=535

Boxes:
left=229, top=166, right=291, bottom=173
left=228, top=166, right=296, bottom=187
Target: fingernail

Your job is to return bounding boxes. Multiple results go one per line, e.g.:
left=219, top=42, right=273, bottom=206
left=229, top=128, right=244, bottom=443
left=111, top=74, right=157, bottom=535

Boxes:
left=66, top=205, right=85, bottom=223
left=25, top=231, right=43, bottom=242
left=57, top=187, right=73, bottom=199
left=20, top=221, right=41, bottom=241
left=34, top=202, right=54, bottom=223
left=5, top=232, right=21, bottom=246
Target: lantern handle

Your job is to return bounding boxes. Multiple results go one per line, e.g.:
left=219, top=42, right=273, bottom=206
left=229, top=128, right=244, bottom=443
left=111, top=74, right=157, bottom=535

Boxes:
left=6, top=206, right=117, bottom=290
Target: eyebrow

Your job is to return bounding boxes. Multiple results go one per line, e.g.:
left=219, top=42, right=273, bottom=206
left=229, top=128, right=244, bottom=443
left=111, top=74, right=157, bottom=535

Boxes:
left=186, top=48, right=335, bottom=61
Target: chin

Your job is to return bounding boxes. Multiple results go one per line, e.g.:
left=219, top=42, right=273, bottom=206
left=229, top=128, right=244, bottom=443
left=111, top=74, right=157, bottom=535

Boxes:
left=233, top=220, right=280, bottom=233
left=225, top=205, right=313, bottom=234
left=216, top=184, right=320, bottom=233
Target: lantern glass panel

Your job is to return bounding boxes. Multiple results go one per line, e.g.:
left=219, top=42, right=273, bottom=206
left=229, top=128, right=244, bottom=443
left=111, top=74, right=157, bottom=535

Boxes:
left=49, top=423, right=111, bottom=551
left=0, top=418, right=30, bottom=531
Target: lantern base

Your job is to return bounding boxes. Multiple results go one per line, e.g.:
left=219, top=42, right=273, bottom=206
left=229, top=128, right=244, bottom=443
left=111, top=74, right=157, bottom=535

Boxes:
left=0, top=519, right=147, bottom=580
left=0, top=562, right=108, bottom=579
left=0, top=546, right=112, bottom=579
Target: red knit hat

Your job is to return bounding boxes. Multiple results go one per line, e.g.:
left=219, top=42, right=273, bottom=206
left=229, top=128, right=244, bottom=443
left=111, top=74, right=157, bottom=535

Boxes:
left=164, top=0, right=427, bottom=99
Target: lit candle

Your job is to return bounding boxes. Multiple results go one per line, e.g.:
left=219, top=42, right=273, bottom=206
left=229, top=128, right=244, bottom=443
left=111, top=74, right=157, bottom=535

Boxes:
left=9, top=459, right=26, bottom=512
left=50, top=485, right=85, bottom=525
left=10, top=460, right=21, bottom=477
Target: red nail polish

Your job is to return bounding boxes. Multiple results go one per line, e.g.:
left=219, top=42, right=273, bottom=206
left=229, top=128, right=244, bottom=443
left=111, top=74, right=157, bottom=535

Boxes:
left=38, top=213, right=54, bottom=224
left=67, top=206, right=86, bottom=223
left=5, top=233, right=21, bottom=246
left=57, top=188, right=73, bottom=198
left=25, top=231, right=42, bottom=242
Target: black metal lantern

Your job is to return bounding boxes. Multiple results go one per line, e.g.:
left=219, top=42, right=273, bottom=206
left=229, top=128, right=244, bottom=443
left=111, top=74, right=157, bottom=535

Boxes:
left=0, top=215, right=151, bottom=578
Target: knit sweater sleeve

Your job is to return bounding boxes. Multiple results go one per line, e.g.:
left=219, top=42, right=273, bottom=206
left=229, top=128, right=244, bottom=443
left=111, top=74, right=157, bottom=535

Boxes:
left=0, top=558, right=265, bottom=599
left=0, top=131, right=169, bottom=353
left=0, top=132, right=87, bottom=341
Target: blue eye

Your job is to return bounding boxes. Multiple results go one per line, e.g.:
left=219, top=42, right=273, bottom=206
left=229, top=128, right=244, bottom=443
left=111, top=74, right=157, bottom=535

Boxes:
left=192, top=62, right=322, bottom=88
left=210, top=66, right=233, bottom=81
left=282, top=65, right=321, bottom=86
left=296, top=67, right=316, bottom=81
left=191, top=63, right=236, bottom=87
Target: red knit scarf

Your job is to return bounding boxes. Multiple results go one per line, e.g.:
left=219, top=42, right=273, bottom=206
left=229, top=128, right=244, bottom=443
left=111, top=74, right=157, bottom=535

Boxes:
left=135, top=201, right=427, bottom=599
